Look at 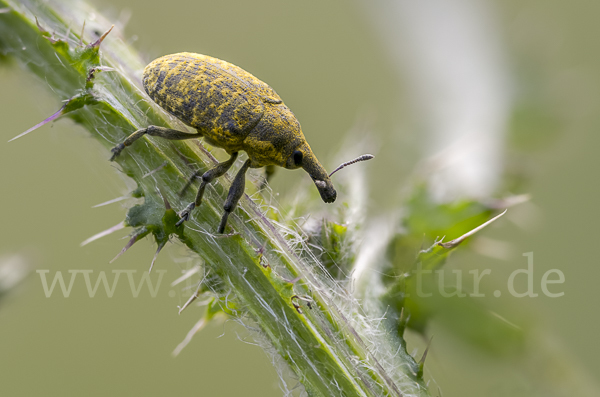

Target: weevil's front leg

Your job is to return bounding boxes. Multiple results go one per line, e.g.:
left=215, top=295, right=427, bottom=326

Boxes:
left=110, top=125, right=202, bottom=161
left=217, top=159, right=252, bottom=234
left=176, top=152, right=239, bottom=226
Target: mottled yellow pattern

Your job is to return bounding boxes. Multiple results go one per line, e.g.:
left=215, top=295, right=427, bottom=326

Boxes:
left=141, top=52, right=336, bottom=203
left=143, top=53, right=277, bottom=153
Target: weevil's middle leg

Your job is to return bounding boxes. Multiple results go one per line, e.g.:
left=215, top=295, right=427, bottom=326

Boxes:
left=110, top=125, right=202, bottom=161
left=176, top=152, right=239, bottom=226
left=218, top=159, right=252, bottom=234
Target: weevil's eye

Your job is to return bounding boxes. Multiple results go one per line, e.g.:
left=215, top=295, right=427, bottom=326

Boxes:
left=292, top=150, right=303, bottom=166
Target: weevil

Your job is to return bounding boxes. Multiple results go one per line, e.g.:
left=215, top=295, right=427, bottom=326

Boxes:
left=110, top=52, right=371, bottom=233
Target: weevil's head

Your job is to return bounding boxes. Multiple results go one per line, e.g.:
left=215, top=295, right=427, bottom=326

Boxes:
left=250, top=104, right=337, bottom=203
left=285, top=143, right=337, bottom=203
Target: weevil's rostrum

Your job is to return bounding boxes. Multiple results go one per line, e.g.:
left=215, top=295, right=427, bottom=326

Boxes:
left=111, top=52, right=339, bottom=233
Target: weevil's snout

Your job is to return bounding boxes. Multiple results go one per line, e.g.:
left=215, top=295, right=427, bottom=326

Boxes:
left=297, top=148, right=337, bottom=203
left=313, top=178, right=337, bottom=203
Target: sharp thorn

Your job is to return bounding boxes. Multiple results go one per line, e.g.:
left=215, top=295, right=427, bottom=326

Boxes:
left=148, top=242, right=165, bottom=273
left=178, top=285, right=202, bottom=315
left=91, top=195, right=128, bottom=208
left=419, top=336, right=433, bottom=365
left=87, top=66, right=115, bottom=83
left=156, top=187, right=171, bottom=210
left=80, top=222, right=125, bottom=247
left=88, top=25, right=114, bottom=48
left=109, top=233, right=140, bottom=263
left=171, top=265, right=202, bottom=287
left=163, top=196, right=172, bottom=210
left=438, top=209, right=507, bottom=249
left=35, top=16, right=47, bottom=33
left=9, top=104, right=66, bottom=142
left=398, top=307, right=411, bottom=337
left=172, top=317, right=207, bottom=357
left=398, top=307, right=406, bottom=335
left=417, top=335, right=434, bottom=378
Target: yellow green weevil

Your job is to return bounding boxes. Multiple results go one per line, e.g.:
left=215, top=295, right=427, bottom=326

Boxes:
left=110, top=52, right=371, bottom=233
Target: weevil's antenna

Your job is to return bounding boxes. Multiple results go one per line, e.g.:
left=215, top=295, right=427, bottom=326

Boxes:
left=329, top=154, right=374, bottom=177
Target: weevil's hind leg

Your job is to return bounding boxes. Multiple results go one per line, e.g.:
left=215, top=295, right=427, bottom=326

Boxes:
left=260, top=164, right=276, bottom=190
left=110, top=125, right=202, bottom=161
left=218, top=159, right=252, bottom=234
left=176, top=152, right=239, bottom=226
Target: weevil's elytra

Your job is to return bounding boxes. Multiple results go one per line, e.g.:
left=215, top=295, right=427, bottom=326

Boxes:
left=111, top=52, right=341, bottom=233
left=144, top=53, right=269, bottom=151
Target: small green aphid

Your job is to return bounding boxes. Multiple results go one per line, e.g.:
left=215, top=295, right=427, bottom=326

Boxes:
left=111, top=52, right=372, bottom=233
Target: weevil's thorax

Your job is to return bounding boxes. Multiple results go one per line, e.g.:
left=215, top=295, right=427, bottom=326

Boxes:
left=243, top=104, right=306, bottom=168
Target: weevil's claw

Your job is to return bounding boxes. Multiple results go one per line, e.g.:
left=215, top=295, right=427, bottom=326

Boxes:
left=110, top=143, right=125, bottom=161
left=176, top=203, right=195, bottom=226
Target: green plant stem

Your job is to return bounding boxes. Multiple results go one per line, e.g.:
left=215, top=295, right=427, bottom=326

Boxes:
left=0, top=1, right=429, bottom=396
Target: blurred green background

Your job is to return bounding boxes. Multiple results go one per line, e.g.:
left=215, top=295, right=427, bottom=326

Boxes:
left=1, top=0, right=598, bottom=396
